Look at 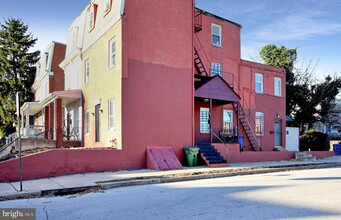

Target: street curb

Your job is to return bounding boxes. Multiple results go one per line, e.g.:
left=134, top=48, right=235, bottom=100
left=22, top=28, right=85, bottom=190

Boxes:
left=0, top=190, right=41, bottom=201
left=1, top=162, right=341, bottom=201
left=97, top=162, right=341, bottom=190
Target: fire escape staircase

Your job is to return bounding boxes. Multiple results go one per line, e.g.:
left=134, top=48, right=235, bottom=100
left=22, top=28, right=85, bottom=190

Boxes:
left=233, top=103, right=262, bottom=151
left=194, top=48, right=208, bottom=77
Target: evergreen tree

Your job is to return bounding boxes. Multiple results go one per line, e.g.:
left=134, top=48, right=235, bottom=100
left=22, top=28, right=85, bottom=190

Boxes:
left=0, top=18, right=39, bottom=137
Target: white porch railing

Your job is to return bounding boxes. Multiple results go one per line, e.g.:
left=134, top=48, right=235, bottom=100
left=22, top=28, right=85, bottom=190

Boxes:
left=21, top=125, right=45, bottom=139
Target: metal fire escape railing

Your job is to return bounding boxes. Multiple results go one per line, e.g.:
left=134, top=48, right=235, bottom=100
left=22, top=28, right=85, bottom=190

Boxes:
left=233, top=103, right=261, bottom=151
left=194, top=9, right=203, bottom=33
left=194, top=47, right=208, bottom=76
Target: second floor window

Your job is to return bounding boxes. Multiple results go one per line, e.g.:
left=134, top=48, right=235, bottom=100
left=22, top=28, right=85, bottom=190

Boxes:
left=274, top=77, right=282, bottom=96
left=212, top=24, right=222, bottom=47
left=85, top=59, right=90, bottom=84
left=211, top=63, right=222, bottom=76
left=109, top=38, right=116, bottom=68
left=255, top=73, right=263, bottom=94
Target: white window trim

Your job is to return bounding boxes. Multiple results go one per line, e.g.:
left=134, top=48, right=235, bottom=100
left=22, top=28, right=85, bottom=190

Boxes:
left=255, top=73, right=264, bottom=94
left=255, top=112, right=264, bottom=136
left=211, top=62, right=222, bottom=76
left=223, top=110, right=233, bottom=131
left=211, top=23, right=222, bottom=47
left=108, top=99, right=116, bottom=131
left=109, top=37, right=116, bottom=69
left=200, top=107, right=210, bottom=134
left=85, top=110, right=90, bottom=135
left=274, top=77, right=282, bottom=97
left=85, top=59, right=90, bottom=84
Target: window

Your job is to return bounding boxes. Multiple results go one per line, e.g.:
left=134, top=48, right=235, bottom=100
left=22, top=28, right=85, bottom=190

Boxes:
left=109, top=38, right=116, bottom=68
left=103, top=0, right=112, bottom=15
left=89, top=11, right=94, bottom=30
left=89, top=4, right=98, bottom=31
left=85, top=110, right=90, bottom=134
left=274, top=77, right=282, bottom=96
left=255, top=73, right=263, bottom=93
left=45, top=53, right=49, bottom=70
left=255, top=112, right=264, bottom=136
left=200, top=108, right=210, bottom=133
left=223, top=110, right=233, bottom=131
left=108, top=99, right=116, bottom=130
left=211, top=63, right=222, bottom=76
left=211, top=24, right=222, bottom=47
left=84, top=59, right=90, bottom=84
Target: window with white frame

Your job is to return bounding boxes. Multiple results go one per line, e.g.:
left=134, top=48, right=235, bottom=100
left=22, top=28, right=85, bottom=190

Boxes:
left=84, top=59, right=90, bottom=84
left=211, top=24, right=222, bottom=47
left=108, top=99, right=116, bottom=130
left=274, top=77, right=282, bottom=96
left=211, top=63, right=222, bottom=76
left=223, top=110, right=233, bottom=131
left=89, top=4, right=97, bottom=31
left=89, top=11, right=94, bottom=30
left=200, top=108, right=210, bottom=133
left=103, top=0, right=112, bottom=14
left=109, top=38, right=116, bottom=68
left=85, top=110, right=90, bottom=134
left=255, top=73, right=263, bottom=93
left=255, top=112, right=264, bottom=136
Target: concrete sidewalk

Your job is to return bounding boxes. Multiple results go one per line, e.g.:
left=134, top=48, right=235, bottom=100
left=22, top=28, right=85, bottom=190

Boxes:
left=1, top=156, right=341, bottom=201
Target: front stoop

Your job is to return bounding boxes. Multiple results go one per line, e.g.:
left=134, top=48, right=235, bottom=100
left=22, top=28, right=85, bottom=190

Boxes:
left=197, top=142, right=229, bottom=167
left=295, top=152, right=317, bottom=161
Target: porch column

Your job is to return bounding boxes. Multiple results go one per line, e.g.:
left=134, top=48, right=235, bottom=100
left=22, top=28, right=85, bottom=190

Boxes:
left=49, top=103, right=54, bottom=140
left=20, top=110, right=24, bottom=132
left=44, top=106, right=50, bottom=139
left=55, top=98, right=63, bottom=147
left=210, top=99, right=212, bottom=142
left=25, top=109, right=29, bottom=128
left=237, top=102, right=240, bottom=138
left=53, top=99, right=57, bottom=140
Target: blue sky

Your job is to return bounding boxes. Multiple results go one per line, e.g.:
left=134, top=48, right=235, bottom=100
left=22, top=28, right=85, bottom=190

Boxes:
left=1, top=0, right=340, bottom=80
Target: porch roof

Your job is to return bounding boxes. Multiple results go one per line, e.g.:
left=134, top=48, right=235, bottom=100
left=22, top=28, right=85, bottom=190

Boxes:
left=195, top=75, right=240, bottom=103
left=53, top=89, right=82, bottom=106
left=20, top=101, right=43, bottom=115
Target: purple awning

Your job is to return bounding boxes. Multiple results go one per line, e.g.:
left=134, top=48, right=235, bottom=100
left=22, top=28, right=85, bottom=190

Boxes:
left=195, top=75, right=240, bottom=103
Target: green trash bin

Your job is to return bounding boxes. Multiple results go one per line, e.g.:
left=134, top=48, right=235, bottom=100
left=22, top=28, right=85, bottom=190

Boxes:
left=184, top=147, right=200, bottom=167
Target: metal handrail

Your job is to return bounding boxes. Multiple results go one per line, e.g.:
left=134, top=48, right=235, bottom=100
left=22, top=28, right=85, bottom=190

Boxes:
left=210, top=128, right=228, bottom=161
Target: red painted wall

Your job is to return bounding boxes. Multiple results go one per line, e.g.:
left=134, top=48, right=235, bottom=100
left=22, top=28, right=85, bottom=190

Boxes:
left=0, top=149, right=128, bottom=182
left=194, top=12, right=241, bottom=78
left=239, top=61, right=286, bottom=151
left=193, top=12, right=286, bottom=151
left=120, top=0, right=194, bottom=169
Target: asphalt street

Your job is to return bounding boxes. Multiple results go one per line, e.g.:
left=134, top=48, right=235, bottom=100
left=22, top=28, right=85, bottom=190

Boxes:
left=1, top=167, right=340, bottom=220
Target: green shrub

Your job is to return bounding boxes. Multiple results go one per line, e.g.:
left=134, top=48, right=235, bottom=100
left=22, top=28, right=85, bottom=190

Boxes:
left=300, top=130, right=329, bottom=151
